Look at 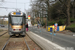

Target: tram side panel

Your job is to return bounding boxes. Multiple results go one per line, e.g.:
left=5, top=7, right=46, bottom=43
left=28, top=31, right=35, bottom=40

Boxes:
left=8, top=14, right=13, bottom=36
left=24, top=14, right=26, bottom=34
left=20, top=13, right=26, bottom=36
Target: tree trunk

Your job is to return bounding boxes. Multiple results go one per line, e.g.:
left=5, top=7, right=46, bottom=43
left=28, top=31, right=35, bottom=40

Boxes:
left=72, top=2, right=74, bottom=18
left=66, top=0, right=71, bottom=26
left=48, top=2, right=50, bottom=21
left=46, top=0, right=51, bottom=21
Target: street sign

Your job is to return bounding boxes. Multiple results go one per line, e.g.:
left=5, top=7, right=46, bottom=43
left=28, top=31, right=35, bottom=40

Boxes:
left=54, top=23, right=58, bottom=32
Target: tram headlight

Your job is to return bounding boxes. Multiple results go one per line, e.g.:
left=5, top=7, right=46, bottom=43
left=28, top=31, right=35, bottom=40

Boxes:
left=19, top=29, right=21, bottom=31
left=13, top=29, right=15, bottom=31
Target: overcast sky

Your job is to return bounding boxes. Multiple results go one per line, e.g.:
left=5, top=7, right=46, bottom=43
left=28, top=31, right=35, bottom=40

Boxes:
left=0, top=0, right=31, bottom=16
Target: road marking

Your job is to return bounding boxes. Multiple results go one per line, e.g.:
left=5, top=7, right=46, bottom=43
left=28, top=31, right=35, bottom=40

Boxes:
left=30, top=31, right=65, bottom=50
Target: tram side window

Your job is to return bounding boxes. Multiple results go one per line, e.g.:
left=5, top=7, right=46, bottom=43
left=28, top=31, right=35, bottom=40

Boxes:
left=25, top=15, right=26, bottom=24
left=23, top=16, right=25, bottom=24
left=23, top=14, right=26, bottom=24
left=9, top=15, right=10, bottom=24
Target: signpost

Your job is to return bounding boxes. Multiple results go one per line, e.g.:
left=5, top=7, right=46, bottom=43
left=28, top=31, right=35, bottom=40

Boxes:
left=55, top=23, right=58, bottom=32
left=52, top=25, right=54, bottom=41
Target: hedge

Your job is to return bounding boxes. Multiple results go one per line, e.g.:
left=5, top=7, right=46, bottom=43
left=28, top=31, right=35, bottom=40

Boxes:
left=58, top=20, right=65, bottom=26
left=65, top=27, right=75, bottom=32
left=48, top=21, right=56, bottom=26
left=70, top=18, right=75, bottom=23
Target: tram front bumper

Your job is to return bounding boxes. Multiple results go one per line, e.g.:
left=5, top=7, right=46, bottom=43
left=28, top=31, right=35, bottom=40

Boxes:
left=10, top=31, right=24, bottom=34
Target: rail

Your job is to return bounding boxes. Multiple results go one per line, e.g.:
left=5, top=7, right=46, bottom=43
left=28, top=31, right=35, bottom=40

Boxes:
left=2, top=37, right=30, bottom=50
left=0, top=31, right=7, bottom=37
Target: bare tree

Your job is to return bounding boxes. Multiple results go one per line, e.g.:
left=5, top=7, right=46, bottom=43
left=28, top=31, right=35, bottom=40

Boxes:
left=59, top=0, right=71, bottom=26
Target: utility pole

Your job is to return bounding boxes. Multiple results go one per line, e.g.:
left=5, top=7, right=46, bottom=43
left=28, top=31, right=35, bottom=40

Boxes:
left=41, top=3, right=43, bottom=26
left=45, top=0, right=49, bottom=26
left=39, top=2, right=41, bottom=25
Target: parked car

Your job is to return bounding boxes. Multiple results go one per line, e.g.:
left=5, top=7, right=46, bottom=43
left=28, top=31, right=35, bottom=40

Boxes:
left=1, top=25, right=5, bottom=27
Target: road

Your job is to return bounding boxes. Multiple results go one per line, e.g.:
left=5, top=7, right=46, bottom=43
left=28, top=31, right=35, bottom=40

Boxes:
left=29, top=26, right=75, bottom=49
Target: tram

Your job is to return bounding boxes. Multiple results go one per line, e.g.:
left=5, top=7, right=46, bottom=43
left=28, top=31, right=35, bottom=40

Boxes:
left=8, top=11, right=26, bottom=36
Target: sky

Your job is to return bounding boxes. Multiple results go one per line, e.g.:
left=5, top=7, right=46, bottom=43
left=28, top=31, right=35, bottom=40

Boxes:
left=0, top=0, right=31, bottom=16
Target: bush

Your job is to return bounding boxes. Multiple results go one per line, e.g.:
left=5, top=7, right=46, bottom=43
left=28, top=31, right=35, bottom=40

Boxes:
left=69, top=23, right=75, bottom=27
left=70, top=18, right=75, bottom=23
left=58, top=20, right=65, bottom=26
left=48, top=21, right=56, bottom=26
left=66, top=27, right=75, bottom=32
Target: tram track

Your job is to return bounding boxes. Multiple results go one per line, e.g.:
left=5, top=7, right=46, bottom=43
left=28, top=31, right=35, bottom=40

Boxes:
left=2, top=37, right=10, bottom=50
left=0, top=31, right=8, bottom=37
left=2, top=36, right=30, bottom=50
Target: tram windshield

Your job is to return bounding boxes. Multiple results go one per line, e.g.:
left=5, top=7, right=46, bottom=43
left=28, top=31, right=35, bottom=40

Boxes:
left=11, top=16, right=23, bottom=25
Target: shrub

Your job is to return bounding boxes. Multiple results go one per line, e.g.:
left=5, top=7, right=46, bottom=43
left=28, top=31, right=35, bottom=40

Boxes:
left=58, top=20, right=65, bottom=26
left=70, top=18, right=75, bottom=23
left=69, top=23, right=75, bottom=27
left=66, top=27, right=75, bottom=32
left=48, top=21, right=56, bottom=26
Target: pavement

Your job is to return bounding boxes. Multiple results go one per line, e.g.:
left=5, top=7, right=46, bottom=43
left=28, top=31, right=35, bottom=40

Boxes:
left=29, top=26, right=75, bottom=50
left=27, top=31, right=66, bottom=50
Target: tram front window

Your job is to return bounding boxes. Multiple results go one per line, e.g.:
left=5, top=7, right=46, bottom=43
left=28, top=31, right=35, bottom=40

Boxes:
left=11, top=17, right=23, bottom=25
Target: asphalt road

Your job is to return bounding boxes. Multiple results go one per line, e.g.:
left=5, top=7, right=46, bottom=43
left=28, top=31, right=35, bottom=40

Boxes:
left=29, top=26, right=75, bottom=49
